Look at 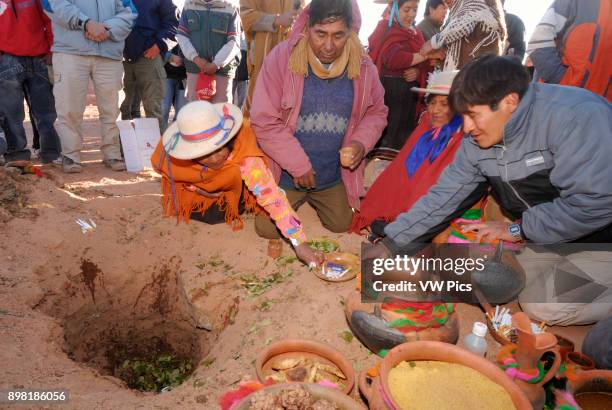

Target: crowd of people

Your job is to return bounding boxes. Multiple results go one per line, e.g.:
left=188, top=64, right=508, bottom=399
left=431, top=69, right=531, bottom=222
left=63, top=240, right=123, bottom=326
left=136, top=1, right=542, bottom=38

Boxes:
left=1, top=0, right=611, bottom=332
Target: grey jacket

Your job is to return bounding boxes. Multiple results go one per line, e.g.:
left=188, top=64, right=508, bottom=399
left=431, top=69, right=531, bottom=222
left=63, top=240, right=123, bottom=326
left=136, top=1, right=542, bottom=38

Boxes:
left=384, top=83, right=612, bottom=249
left=42, top=0, right=137, bottom=61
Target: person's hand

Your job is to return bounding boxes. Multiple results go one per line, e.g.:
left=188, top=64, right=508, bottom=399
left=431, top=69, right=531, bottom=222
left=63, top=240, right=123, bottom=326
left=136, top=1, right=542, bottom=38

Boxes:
left=203, top=62, right=218, bottom=75
left=420, top=40, right=433, bottom=55
left=169, top=54, right=183, bottom=66
left=193, top=56, right=208, bottom=72
left=426, top=48, right=446, bottom=66
left=293, top=168, right=316, bottom=189
left=144, top=44, right=161, bottom=60
left=342, top=141, right=365, bottom=170
left=459, top=221, right=519, bottom=243
left=185, top=184, right=221, bottom=199
left=85, top=20, right=109, bottom=42
left=43, top=53, right=53, bottom=66
left=403, top=67, right=419, bottom=83
left=274, top=10, right=299, bottom=28
left=294, top=243, right=325, bottom=268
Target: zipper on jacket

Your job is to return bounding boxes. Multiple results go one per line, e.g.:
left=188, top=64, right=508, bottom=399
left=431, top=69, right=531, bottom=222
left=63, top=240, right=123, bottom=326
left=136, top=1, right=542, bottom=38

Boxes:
left=499, top=141, right=531, bottom=210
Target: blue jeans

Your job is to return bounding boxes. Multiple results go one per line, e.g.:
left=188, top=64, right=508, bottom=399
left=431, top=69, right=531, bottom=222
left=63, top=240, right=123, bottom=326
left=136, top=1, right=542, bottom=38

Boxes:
left=0, top=53, right=60, bottom=162
left=162, top=78, right=187, bottom=124
left=0, top=124, right=7, bottom=157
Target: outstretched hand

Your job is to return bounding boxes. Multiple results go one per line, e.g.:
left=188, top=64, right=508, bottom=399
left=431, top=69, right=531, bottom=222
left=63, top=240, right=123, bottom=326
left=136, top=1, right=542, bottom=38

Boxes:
left=460, top=221, right=519, bottom=243
left=294, top=243, right=325, bottom=268
left=420, top=40, right=434, bottom=55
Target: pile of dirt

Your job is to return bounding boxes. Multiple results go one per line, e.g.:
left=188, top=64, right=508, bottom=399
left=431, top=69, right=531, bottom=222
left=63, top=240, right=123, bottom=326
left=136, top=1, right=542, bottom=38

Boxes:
left=0, top=167, right=36, bottom=222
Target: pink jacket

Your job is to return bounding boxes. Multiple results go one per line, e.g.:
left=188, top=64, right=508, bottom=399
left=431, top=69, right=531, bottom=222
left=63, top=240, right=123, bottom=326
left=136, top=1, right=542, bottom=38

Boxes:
left=250, top=2, right=388, bottom=210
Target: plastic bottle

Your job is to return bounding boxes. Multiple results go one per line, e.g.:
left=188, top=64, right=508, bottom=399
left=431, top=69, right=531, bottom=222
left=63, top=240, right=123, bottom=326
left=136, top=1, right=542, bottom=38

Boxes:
left=464, top=322, right=488, bottom=357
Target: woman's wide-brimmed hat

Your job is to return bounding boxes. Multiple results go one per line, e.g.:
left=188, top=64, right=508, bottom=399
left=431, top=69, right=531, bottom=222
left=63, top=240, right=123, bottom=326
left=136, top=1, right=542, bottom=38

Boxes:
left=161, top=101, right=243, bottom=160
left=411, top=70, right=459, bottom=96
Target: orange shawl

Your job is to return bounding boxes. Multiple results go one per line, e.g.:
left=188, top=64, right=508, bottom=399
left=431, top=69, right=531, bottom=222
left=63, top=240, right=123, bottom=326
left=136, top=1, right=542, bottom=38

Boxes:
left=151, top=122, right=263, bottom=229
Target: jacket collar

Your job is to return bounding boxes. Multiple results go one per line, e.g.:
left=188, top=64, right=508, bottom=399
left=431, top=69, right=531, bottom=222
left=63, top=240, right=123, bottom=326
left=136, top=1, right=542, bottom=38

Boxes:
left=502, top=84, right=536, bottom=144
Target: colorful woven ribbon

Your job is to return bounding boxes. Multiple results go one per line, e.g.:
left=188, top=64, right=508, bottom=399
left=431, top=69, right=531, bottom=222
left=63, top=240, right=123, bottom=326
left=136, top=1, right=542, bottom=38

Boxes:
left=498, top=344, right=547, bottom=384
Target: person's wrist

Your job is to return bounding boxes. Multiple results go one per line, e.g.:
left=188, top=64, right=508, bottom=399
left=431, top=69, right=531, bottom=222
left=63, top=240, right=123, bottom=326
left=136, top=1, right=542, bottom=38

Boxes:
left=508, top=221, right=523, bottom=242
left=83, top=18, right=91, bottom=31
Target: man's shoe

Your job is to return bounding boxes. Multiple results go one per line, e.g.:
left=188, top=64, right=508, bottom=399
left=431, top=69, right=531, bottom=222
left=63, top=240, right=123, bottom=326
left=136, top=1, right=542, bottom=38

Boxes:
left=41, top=156, right=62, bottom=165
left=103, top=158, right=126, bottom=172
left=62, top=156, right=82, bottom=173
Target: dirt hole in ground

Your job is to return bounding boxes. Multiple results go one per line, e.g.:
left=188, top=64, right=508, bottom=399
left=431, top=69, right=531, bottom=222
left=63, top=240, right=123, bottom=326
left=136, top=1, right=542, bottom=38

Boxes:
left=42, top=257, right=209, bottom=393
left=0, top=166, right=37, bottom=223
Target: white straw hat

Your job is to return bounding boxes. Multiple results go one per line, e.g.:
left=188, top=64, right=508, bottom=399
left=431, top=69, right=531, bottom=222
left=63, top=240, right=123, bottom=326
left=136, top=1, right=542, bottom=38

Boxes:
left=161, top=101, right=243, bottom=160
left=411, top=70, right=460, bottom=96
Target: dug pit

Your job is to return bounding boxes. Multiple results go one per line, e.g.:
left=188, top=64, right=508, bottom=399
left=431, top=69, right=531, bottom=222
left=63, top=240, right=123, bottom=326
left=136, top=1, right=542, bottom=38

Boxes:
left=37, top=256, right=214, bottom=393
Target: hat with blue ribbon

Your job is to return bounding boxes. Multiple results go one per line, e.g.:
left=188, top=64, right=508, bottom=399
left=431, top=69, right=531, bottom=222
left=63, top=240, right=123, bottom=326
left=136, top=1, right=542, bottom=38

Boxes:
left=161, top=100, right=243, bottom=160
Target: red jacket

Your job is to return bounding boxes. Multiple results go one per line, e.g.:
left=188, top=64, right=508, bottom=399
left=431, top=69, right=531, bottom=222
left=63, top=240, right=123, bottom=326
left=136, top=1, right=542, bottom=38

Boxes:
left=0, top=0, right=53, bottom=56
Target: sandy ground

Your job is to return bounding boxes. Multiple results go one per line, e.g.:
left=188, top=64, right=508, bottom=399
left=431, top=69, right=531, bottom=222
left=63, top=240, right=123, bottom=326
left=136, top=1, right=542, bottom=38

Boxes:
left=0, top=102, right=593, bottom=410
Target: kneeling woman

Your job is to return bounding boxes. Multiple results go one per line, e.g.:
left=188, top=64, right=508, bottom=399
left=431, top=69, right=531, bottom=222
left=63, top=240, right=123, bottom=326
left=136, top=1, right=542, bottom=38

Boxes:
left=152, top=101, right=321, bottom=266
left=351, top=70, right=463, bottom=235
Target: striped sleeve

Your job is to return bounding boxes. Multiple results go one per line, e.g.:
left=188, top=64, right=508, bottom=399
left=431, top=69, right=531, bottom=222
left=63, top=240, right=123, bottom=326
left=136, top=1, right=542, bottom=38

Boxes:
left=527, top=0, right=575, bottom=83
left=240, top=157, right=307, bottom=247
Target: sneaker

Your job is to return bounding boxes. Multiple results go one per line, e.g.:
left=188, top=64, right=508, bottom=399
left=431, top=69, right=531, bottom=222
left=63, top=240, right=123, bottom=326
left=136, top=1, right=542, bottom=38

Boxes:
left=103, top=158, right=126, bottom=172
left=62, top=156, right=83, bottom=173
left=41, top=156, right=62, bottom=165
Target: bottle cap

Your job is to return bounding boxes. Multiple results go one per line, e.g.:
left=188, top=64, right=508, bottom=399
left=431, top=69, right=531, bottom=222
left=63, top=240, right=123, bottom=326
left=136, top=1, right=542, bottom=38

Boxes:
left=472, top=322, right=487, bottom=338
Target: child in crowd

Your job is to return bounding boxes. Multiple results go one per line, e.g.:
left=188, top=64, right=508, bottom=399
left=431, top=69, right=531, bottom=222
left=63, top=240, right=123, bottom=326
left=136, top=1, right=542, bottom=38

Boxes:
left=176, top=0, right=241, bottom=103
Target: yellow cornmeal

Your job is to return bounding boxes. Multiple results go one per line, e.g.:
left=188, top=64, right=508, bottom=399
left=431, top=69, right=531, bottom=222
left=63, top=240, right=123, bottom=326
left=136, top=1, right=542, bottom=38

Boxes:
left=387, top=361, right=515, bottom=410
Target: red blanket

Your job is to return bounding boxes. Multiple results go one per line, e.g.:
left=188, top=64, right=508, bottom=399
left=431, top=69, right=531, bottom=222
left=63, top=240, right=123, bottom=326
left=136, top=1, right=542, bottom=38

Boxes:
left=351, top=113, right=465, bottom=232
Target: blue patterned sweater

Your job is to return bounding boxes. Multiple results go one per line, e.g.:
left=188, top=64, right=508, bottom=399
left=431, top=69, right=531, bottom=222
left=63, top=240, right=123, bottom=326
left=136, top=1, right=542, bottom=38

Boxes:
left=280, top=69, right=354, bottom=191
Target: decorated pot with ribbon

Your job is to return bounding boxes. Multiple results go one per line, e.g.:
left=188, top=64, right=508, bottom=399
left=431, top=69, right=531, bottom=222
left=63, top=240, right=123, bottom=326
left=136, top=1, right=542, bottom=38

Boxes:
left=359, top=341, right=531, bottom=409
left=344, top=289, right=459, bottom=354
left=497, top=312, right=562, bottom=409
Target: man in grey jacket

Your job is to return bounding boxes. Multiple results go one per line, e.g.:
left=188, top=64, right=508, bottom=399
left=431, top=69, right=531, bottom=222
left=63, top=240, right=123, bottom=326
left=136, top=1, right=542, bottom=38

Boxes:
left=367, top=55, right=612, bottom=324
left=43, top=0, right=137, bottom=173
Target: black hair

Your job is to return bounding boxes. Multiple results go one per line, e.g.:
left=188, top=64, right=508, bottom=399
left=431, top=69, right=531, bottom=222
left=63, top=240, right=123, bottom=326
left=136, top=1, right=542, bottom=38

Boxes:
left=225, top=136, right=236, bottom=153
left=424, top=0, right=444, bottom=16
left=309, top=0, right=352, bottom=28
left=424, top=93, right=449, bottom=106
left=449, top=55, right=530, bottom=113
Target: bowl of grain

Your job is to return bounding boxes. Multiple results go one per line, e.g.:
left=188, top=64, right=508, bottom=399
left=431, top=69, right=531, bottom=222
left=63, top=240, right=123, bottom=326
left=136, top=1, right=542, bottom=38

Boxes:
left=359, top=341, right=531, bottom=410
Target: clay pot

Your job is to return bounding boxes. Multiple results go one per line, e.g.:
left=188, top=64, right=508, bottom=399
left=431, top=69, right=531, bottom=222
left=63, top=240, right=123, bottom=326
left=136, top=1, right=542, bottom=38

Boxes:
left=569, top=370, right=612, bottom=410
left=567, top=351, right=596, bottom=371
left=344, top=289, right=459, bottom=354
left=235, top=383, right=365, bottom=409
left=551, top=333, right=575, bottom=361
left=358, top=341, right=531, bottom=409
left=510, top=313, right=562, bottom=410
left=255, top=339, right=355, bottom=395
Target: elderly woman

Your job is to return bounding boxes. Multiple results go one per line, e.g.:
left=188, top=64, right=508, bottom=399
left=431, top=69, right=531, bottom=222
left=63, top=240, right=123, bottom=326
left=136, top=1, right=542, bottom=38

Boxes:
left=151, top=101, right=322, bottom=266
left=351, top=70, right=463, bottom=235
left=368, top=0, right=444, bottom=151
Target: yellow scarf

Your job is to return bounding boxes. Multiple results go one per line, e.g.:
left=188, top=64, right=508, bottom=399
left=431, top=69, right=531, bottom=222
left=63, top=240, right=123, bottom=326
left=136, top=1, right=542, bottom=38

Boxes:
left=289, top=31, right=364, bottom=80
